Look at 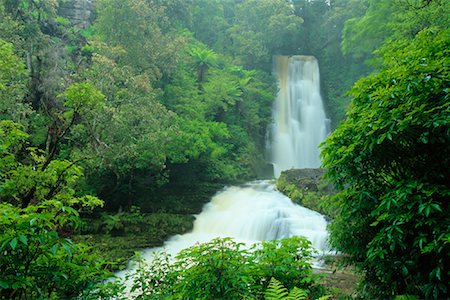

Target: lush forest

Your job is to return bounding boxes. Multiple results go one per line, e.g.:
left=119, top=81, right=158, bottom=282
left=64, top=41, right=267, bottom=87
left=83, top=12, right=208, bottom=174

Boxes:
left=0, top=0, right=449, bottom=299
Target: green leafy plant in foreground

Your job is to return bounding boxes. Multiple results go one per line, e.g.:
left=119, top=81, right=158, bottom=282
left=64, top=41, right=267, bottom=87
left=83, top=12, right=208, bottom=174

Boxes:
left=0, top=202, right=114, bottom=299
left=265, top=277, right=332, bottom=300
left=126, top=236, right=327, bottom=299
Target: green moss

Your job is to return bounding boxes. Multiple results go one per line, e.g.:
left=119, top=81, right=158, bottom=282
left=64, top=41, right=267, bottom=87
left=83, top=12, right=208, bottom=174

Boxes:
left=276, top=172, right=338, bottom=218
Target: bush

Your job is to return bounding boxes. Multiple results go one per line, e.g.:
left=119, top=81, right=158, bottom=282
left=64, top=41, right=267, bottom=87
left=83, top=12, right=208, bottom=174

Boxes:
left=0, top=202, right=114, bottom=299
left=125, top=236, right=327, bottom=299
left=321, top=28, right=450, bottom=298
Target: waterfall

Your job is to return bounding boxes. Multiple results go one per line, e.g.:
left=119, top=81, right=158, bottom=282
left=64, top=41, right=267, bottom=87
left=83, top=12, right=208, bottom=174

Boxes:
left=116, top=56, right=333, bottom=286
left=269, top=56, right=330, bottom=177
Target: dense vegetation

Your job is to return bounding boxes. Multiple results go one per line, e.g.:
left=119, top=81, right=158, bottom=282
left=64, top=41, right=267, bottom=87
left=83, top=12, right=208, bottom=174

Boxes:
left=321, top=0, right=450, bottom=299
left=122, top=237, right=328, bottom=299
left=1, top=0, right=448, bottom=298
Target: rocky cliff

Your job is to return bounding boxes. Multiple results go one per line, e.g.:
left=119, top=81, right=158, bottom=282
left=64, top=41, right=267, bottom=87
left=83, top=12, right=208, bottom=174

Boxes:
left=58, top=0, right=95, bottom=29
left=279, top=168, right=328, bottom=192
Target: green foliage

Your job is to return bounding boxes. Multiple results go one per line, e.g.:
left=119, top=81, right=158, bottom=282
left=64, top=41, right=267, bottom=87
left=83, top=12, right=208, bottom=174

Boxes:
left=125, top=237, right=327, bottom=299
left=252, top=236, right=320, bottom=294
left=342, top=0, right=450, bottom=59
left=265, top=278, right=290, bottom=300
left=341, top=0, right=391, bottom=58
left=160, top=37, right=275, bottom=183
left=188, top=0, right=233, bottom=51
left=0, top=39, right=29, bottom=123
left=93, top=0, right=185, bottom=81
left=394, top=295, right=419, bottom=300
left=265, top=277, right=322, bottom=300
left=0, top=202, right=112, bottom=299
left=230, top=0, right=303, bottom=69
left=0, top=120, right=103, bottom=209
left=172, top=238, right=256, bottom=299
left=321, top=27, right=450, bottom=299
left=0, top=121, right=114, bottom=299
left=189, top=46, right=218, bottom=83
left=62, top=82, right=106, bottom=116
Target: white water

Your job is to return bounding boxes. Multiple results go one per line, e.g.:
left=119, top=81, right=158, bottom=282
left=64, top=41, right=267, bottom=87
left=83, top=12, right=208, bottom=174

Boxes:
left=144, top=181, right=328, bottom=258
left=269, top=55, right=330, bottom=177
left=117, top=181, right=329, bottom=281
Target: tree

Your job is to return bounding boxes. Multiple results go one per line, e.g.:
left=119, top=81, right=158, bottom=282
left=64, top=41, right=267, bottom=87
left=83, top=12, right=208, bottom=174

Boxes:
left=291, top=0, right=329, bottom=55
left=321, top=27, right=450, bottom=298
left=188, top=0, right=232, bottom=51
left=93, top=0, right=186, bottom=81
left=229, top=0, right=303, bottom=69
left=342, top=0, right=450, bottom=59
left=72, top=44, right=185, bottom=207
left=189, top=46, right=218, bottom=84
left=318, top=0, right=371, bottom=127
left=0, top=120, right=113, bottom=299
left=0, top=38, right=29, bottom=123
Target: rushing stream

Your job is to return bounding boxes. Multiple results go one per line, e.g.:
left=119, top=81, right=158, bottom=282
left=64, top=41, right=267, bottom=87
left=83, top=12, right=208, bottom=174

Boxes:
left=140, top=181, right=329, bottom=260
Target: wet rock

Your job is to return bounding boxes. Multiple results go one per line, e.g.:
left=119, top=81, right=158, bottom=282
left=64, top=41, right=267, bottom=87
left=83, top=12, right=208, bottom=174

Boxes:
left=58, top=0, right=95, bottom=29
left=279, top=168, right=328, bottom=192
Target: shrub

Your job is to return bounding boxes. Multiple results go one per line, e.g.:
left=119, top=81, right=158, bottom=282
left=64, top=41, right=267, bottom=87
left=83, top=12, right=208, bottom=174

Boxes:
left=126, top=236, right=327, bottom=299
left=321, top=28, right=450, bottom=298
left=0, top=202, right=114, bottom=299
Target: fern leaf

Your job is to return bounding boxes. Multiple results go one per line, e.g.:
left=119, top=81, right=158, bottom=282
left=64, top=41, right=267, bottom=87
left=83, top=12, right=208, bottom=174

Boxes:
left=317, top=295, right=333, bottom=300
left=287, top=287, right=308, bottom=300
left=265, top=278, right=289, bottom=300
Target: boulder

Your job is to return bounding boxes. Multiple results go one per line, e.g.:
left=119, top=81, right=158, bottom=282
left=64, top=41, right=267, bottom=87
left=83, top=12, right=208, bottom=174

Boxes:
left=279, top=168, right=332, bottom=193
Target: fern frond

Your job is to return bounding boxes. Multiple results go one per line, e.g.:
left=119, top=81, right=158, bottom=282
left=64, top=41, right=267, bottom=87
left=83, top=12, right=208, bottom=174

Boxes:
left=317, top=295, right=333, bottom=300
left=287, top=287, right=308, bottom=300
left=265, top=278, right=289, bottom=300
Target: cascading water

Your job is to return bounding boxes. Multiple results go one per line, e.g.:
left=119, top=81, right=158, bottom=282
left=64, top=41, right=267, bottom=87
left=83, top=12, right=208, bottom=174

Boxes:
left=116, top=181, right=330, bottom=285
left=142, top=181, right=329, bottom=258
left=269, top=56, right=330, bottom=177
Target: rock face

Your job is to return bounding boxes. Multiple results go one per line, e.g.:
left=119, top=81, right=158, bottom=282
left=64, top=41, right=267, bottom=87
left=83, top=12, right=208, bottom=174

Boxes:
left=58, top=0, right=95, bottom=29
left=277, top=168, right=335, bottom=219
left=279, top=168, right=329, bottom=192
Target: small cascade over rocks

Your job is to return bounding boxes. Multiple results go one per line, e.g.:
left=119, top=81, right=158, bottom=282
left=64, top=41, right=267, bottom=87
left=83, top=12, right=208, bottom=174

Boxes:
left=143, top=181, right=329, bottom=258
left=117, top=181, right=330, bottom=280
left=269, top=55, right=330, bottom=177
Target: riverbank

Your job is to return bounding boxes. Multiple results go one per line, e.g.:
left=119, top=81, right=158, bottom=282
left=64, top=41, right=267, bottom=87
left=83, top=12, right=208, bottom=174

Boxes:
left=73, top=182, right=224, bottom=271
left=276, top=169, right=360, bottom=298
left=276, top=168, right=338, bottom=218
